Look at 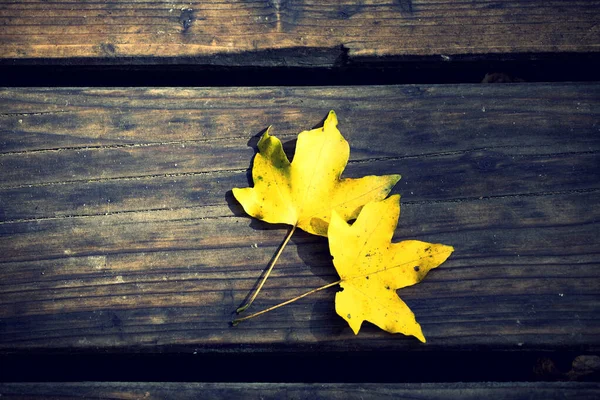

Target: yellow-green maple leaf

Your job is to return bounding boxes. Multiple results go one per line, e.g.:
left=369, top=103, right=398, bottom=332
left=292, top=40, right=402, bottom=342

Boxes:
left=328, top=195, right=454, bottom=342
left=233, top=111, right=401, bottom=236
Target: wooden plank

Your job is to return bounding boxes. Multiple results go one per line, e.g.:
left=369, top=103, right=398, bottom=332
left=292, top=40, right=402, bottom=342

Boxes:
left=1, top=151, right=598, bottom=220
left=0, top=1, right=599, bottom=65
left=1, top=382, right=599, bottom=399
left=0, top=84, right=599, bottom=353
left=2, top=85, right=598, bottom=153
left=1, top=192, right=598, bottom=349
left=1, top=84, right=598, bottom=217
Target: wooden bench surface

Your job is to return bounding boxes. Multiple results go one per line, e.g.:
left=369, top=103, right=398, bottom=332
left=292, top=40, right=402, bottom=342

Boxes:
left=1, top=0, right=599, bottom=65
left=1, top=382, right=600, bottom=399
left=1, top=0, right=600, bottom=394
left=1, top=84, right=599, bottom=357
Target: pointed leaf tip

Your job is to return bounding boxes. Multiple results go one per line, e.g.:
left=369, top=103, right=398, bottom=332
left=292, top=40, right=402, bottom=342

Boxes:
left=325, top=110, right=338, bottom=127
left=257, top=126, right=273, bottom=151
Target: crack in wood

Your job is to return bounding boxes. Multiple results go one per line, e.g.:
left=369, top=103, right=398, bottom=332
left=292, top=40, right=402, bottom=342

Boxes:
left=0, top=205, right=236, bottom=225
left=0, top=111, right=72, bottom=117
left=402, top=188, right=600, bottom=206
left=0, top=135, right=259, bottom=157
left=0, top=168, right=247, bottom=190
left=2, top=145, right=595, bottom=188
left=347, top=147, right=599, bottom=165
left=0, top=242, right=262, bottom=265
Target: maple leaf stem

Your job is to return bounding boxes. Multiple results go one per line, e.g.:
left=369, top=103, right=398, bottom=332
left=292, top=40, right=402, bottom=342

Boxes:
left=236, top=224, right=298, bottom=314
left=232, top=279, right=342, bottom=326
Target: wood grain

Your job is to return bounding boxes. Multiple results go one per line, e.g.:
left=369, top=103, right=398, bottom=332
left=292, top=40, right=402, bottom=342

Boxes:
left=1, top=1, right=599, bottom=65
left=0, top=85, right=599, bottom=354
left=1, top=382, right=599, bottom=399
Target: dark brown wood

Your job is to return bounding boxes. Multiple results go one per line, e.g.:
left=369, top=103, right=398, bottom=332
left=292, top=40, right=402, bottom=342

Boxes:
left=0, top=1, right=599, bottom=65
left=1, top=382, right=600, bottom=399
left=0, top=84, right=599, bottom=354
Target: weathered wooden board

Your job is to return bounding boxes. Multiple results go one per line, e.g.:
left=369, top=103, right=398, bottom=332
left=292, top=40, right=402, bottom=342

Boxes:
left=1, top=1, right=599, bottom=64
left=1, top=382, right=599, bottom=399
left=0, top=85, right=599, bottom=353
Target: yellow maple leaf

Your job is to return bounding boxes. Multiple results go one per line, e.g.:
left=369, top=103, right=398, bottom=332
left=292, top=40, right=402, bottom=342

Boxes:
left=329, top=195, right=454, bottom=342
left=233, top=110, right=400, bottom=236
left=232, top=111, right=400, bottom=313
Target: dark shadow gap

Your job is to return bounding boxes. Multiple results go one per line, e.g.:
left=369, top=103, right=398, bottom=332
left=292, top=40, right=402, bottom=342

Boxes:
left=1, top=52, right=599, bottom=87
left=1, top=350, right=597, bottom=383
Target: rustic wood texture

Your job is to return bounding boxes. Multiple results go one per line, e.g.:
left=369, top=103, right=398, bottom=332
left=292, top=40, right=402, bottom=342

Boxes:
left=0, top=84, right=599, bottom=353
left=1, top=1, right=599, bottom=65
left=1, top=382, right=599, bottom=399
